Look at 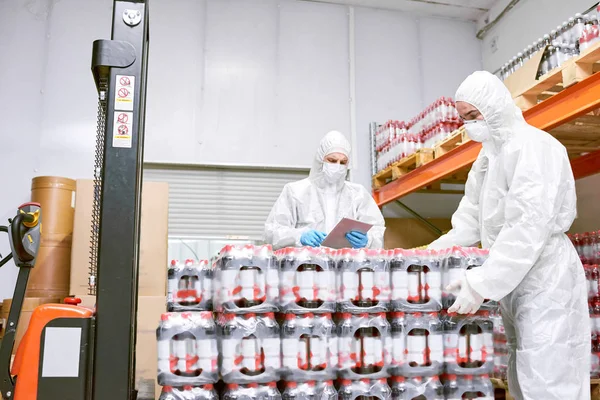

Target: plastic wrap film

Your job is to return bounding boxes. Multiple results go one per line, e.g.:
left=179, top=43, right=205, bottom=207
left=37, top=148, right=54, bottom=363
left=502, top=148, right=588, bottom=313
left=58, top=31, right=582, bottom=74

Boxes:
left=168, top=259, right=213, bottom=312
left=443, top=375, right=494, bottom=400
left=277, top=247, right=336, bottom=313
left=443, top=312, right=494, bottom=376
left=490, top=310, right=508, bottom=380
left=159, top=384, right=218, bottom=400
left=217, top=312, right=281, bottom=383
left=390, top=249, right=441, bottom=312
left=390, top=312, right=443, bottom=377
left=337, top=312, right=391, bottom=380
left=281, top=313, right=337, bottom=381
left=390, top=376, right=444, bottom=400
left=222, top=382, right=282, bottom=400
left=336, top=249, right=391, bottom=313
left=584, top=264, right=600, bottom=378
left=570, top=231, right=600, bottom=265
left=573, top=230, right=600, bottom=378
left=215, top=245, right=279, bottom=314
left=157, top=312, right=219, bottom=386
left=338, top=378, right=391, bottom=400
left=439, top=247, right=497, bottom=312
left=282, top=380, right=337, bottom=400
left=375, top=98, right=463, bottom=172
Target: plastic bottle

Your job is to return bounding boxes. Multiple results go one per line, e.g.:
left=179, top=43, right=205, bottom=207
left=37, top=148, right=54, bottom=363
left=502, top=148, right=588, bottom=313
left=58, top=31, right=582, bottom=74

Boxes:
left=407, top=328, right=428, bottom=367
left=561, top=21, right=570, bottom=44
left=574, top=13, right=586, bottom=45
left=592, top=265, right=600, bottom=301
left=593, top=231, right=600, bottom=264
left=593, top=299, right=600, bottom=352
left=547, top=46, right=559, bottom=71
left=516, top=52, right=524, bottom=71
left=583, top=232, right=593, bottom=264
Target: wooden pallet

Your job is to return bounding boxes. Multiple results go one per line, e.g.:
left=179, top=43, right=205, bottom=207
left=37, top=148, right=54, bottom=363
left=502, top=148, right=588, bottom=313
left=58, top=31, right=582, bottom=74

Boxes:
left=550, top=113, right=600, bottom=157
left=492, top=378, right=600, bottom=400
left=372, top=148, right=434, bottom=189
left=491, top=378, right=515, bottom=400
left=507, top=41, right=600, bottom=110
left=433, top=126, right=469, bottom=159
left=594, top=379, right=600, bottom=400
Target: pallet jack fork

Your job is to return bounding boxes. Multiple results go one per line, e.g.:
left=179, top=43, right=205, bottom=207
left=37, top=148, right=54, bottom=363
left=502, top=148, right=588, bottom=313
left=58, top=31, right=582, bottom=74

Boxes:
left=0, top=1, right=149, bottom=399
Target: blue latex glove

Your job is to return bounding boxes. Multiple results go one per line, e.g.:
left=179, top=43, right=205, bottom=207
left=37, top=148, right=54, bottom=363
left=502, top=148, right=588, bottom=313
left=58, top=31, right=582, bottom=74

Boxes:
left=300, top=230, right=326, bottom=247
left=346, top=230, right=368, bottom=249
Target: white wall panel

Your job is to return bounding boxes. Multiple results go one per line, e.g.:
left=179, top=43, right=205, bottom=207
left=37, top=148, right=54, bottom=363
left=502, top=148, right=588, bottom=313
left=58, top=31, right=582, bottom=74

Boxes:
left=419, top=17, right=482, bottom=105
left=145, top=0, right=351, bottom=167
left=0, top=0, right=55, bottom=299
left=144, top=0, right=207, bottom=163
left=275, top=0, right=351, bottom=164
left=353, top=7, right=423, bottom=189
left=197, top=0, right=279, bottom=165
left=38, top=0, right=111, bottom=179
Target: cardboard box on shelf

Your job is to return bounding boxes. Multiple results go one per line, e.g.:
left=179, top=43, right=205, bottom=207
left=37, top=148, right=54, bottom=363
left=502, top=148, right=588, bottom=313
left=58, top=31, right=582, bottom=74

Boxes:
left=69, top=179, right=168, bottom=297
left=76, top=295, right=165, bottom=400
left=384, top=218, right=452, bottom=249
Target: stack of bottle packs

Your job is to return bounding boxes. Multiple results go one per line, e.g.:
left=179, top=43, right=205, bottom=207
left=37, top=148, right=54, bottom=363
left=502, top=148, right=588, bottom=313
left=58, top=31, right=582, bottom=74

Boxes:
left=158, top=245, right=498, bottom=400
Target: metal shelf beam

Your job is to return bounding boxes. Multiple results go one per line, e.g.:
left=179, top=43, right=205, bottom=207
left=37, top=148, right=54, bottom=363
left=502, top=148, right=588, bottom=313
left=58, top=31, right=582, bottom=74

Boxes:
left=523, top=69, right=600, bottom=131
left=374, top=70, right=600, bottom=207
left=373, top=141, right=481, bottom=206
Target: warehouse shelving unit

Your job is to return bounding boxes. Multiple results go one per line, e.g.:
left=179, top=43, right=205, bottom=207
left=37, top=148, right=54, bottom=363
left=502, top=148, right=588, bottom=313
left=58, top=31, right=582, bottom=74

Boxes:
left=373, top=66, right=600, bottom=207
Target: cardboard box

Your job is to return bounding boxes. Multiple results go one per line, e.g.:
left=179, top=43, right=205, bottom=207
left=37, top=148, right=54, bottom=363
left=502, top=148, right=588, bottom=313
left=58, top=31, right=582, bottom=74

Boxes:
left=384, top=218, right=452, bottom=249
left=77, top=295, right=165, bottom=400
left=0, top=297, right=61, bottom=354
left=70, top=179, right=168, bottom=296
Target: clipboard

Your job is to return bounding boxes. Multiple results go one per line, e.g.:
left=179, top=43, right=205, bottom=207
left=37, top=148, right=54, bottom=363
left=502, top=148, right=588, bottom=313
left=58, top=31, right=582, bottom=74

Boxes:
left=321, top=218, right=373, bottom=249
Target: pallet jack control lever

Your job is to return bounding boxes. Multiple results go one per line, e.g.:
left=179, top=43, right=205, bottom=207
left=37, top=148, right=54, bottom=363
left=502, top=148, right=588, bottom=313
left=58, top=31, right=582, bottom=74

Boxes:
left=0, top=203, right=42, bottom=400
left=0, top=202, right=94, bottom=400
left=0, top=203, right=42, bottom=269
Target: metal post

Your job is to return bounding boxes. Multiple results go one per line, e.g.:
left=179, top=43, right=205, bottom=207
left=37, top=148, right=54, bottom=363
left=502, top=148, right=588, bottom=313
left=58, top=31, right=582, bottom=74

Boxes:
left=395, top=200, right=443, bottom=237
left=90, top=1, right=149, bottom=399
left=369, top=122, right=378, bottom=177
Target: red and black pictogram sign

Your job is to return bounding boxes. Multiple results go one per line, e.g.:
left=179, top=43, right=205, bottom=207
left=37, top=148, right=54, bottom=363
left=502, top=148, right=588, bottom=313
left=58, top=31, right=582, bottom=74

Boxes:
left=117, top=113, right=129, bottom=123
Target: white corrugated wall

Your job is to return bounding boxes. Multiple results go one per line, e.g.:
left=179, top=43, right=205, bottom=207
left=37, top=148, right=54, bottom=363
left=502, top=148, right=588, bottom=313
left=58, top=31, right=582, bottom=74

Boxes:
left=144, top=164, right=308, bottom=240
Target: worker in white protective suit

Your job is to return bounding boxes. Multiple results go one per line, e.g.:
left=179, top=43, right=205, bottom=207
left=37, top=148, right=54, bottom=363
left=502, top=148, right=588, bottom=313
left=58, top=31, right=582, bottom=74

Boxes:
left=429, top=71, right=590, bottom=400
left=264, top=131, right=385, bottom=250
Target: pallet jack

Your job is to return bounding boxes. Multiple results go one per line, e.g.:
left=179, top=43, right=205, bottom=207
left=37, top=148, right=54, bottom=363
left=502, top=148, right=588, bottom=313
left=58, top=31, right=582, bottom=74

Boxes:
left=0, top=1, right=149, bottom=399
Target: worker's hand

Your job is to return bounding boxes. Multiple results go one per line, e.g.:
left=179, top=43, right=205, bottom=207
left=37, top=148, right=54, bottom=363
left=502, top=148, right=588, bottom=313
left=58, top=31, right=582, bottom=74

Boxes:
left=345, top=230, right=368, bottom=249
left=447, top=272, right=484, bottom=314
left=300, top=230, right=326, bottom=247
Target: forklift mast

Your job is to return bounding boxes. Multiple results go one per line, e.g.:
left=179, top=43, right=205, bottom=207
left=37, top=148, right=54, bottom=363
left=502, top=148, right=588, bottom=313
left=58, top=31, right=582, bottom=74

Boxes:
left=90, top=1, right=149, bottom=399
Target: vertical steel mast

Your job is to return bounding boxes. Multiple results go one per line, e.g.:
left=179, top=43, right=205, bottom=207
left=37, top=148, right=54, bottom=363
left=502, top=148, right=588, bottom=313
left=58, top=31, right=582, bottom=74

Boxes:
left=90, top=1, right=149, bottom=399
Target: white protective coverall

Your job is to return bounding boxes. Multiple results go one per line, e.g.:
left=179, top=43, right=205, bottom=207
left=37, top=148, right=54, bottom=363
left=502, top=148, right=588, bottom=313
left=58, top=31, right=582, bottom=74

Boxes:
left=429, top=71, right=590, bottom=400
left=264, top=131, right=385, bottom=250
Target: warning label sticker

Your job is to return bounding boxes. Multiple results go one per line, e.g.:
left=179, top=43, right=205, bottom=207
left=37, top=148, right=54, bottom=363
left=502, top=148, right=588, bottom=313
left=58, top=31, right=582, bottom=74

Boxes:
left=115, top=75, right=135, bottom=111
left=113, top=111, right=133, bottom=148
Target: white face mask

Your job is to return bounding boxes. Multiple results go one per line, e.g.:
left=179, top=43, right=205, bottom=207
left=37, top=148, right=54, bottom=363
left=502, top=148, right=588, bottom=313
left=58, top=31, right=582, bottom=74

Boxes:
left=464, top=119, right=491, bottom=143
left=322, top=162, right=347, bottom=184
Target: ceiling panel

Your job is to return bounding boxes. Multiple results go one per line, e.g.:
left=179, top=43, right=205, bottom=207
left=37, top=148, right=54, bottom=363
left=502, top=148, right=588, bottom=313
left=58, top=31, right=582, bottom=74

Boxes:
left=297, top=0, right=500, bottom=21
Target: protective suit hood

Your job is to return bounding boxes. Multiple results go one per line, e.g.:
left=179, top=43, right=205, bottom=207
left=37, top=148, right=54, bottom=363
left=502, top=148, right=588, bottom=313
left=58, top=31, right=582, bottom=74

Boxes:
left=309, top=130, right=351, bottom=190
left=455, top=71, right=526, bottom=152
